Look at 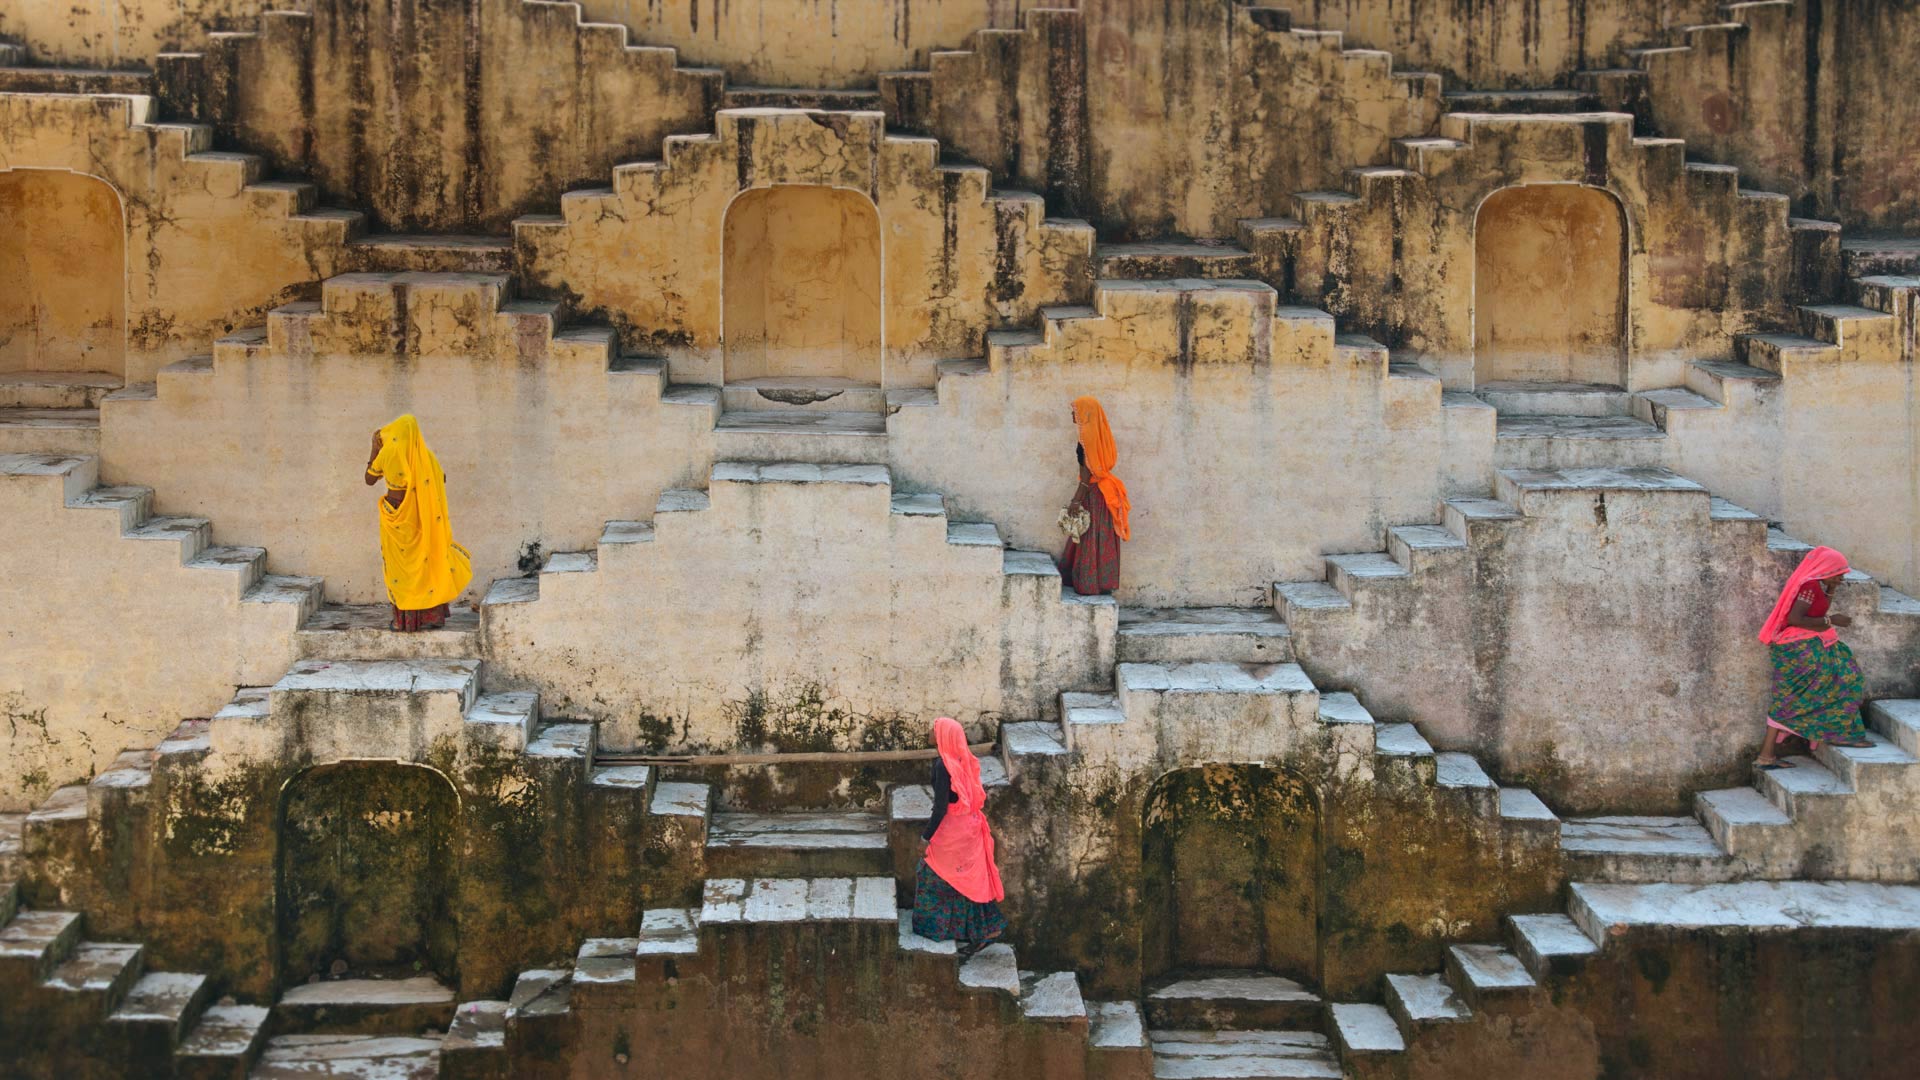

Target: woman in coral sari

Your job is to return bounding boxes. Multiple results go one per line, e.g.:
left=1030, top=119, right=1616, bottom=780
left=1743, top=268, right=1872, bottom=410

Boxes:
left=1059, top=396, right=1130, bottom=596
left=913, top=716, right=1007, bottom=961
left=364, top=415, right=472, bottom=631
left=1754, top=545, right=1873, bottom=768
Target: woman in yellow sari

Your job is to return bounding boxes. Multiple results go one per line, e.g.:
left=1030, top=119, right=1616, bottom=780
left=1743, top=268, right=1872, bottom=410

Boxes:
left=363, top=415, right=472, bottom=631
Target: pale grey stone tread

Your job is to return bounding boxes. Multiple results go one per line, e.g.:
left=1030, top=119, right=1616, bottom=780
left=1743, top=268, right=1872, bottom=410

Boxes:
left=44, top=941, right=143, bottom=995
left=1064, top=692, right=1126, bottom=727
left=947, top=521, right=1003, bottom=547
left=699, top=876, right=894, bottom=924
left=1449, top=944, right=1536, bottom=991
left=1696, top=786, right=1792, bottom=826
left=1560, top=816, right=1723, bottom=856
left=506, top=969, right=571, bottom=1019
left=714, top=411, right=886, bottom=436
left=249, top=1034, right=443, bottom=1079
left=0, top=909, right=80, bottom=964
left=109, top=971, right=209, bottom=1032
left=27, top=785, right=89, bottom=823
left=1019, top=970, right=1087, bottom=1020
left=524, top=722, right=593, bottom=759
left=589, top=764, right=652, bottom=789
left=1148, top=971, right=1320, bottom=1003
left=707, top=811, right=888, bottom=849
left=648, top=781, right=712, bottom=817
left=573, top=938, right=639, bottom=985
left=1329, top=1002, right=1405, bottom=1053
left=1148, top=1028, right=1341, bottom=1079
left=1508, top=914, right=1600, bottom=971
left=958, top=943, right=1021, bottom=995
left=1274, top=580, right=1350, bottom=611
left=1316, top=691, right=1373, bottom=726
left=890, top=784, right=934, bottom=821
left=1569, top=881, right=1920, bottom=941
left=891, top=492, right=944, bottom=516
left=1386, top=972, right=1470, bottom=1023
left=636, top=909, right=700, bottom=956
left=1434, top=752, right=1495, bottom=789
left=1003, top=549, right=1058, bottom=576
left=1118, top=606, right=1292, bottom=637
left=277, top=976, right=452, bottom=1008
left=272, top=658, right=479, bottom=695
left=1497, top=787, right=1557, bottom=822
left=178, top=1002, right=271, bottom=1058
left=1372, top=723, right=1433, bottom=758
left=1003, top=721, right=1068, bottom=756
left=1119, top=661, right=1314, bottom=695
left=441, top=1000, right=508, bottom=1052
left=1089, top=1001, right=1147, bottom=1049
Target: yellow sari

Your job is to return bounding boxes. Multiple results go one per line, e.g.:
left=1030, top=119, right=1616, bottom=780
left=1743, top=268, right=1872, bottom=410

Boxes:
left=367, top=415, right=472, bottom=612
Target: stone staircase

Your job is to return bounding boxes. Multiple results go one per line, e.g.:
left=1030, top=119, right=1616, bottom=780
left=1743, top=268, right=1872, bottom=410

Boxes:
left=0, top=373, right=124, bottom=456
left=1144, top=971, right=1339, bottom=1079
left=1327, top=878, right=1920, bottom=1078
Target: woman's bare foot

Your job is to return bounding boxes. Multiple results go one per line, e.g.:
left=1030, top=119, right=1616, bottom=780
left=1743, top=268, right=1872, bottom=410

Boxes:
left=1755, top=757, right=1794, bottom=770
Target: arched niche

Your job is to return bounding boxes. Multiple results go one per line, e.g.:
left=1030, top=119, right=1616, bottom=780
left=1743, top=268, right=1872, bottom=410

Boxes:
left=1473, top=183, right=1627, bottom=388
left=722, top=184, right=883, bottom=387
left=276, top=762, right=460, bottom=990
left=1141, top=764, right=1321, bottom=985
left=0, top=169, right=125, bottom=379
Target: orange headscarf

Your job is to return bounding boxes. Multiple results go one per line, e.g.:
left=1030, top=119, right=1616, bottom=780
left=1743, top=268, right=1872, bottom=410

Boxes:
left=1072, top=396, right=1131, bottom=541
left=1758, top=546, right=1848, bottom=647
left=923, top=717, right=1004, bottom=904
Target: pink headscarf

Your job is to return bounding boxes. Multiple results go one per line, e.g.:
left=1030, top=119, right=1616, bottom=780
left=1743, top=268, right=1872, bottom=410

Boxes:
left=923, top=717, right=1005, bottom=904
left=1758, top=546, right=1849, bottom=647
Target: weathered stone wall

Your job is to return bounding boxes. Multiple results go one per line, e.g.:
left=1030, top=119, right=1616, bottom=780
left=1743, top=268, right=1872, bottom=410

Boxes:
left=1283, top=470, right=1920, bottom=814
left=890, top=279, right=1491, bottom=607
left=0, top=454, right=307, bottom=812
left=0, top=0, right=289, bottom=67
left=154, top=2, right=722, bottom=233
left=1285, top=0, right=1720, bottom=86
left=0, top=93, right=359, bottom=382
left=0, top=171, right=125, bottom=376
left=577, top=0, right=1032, bottom=87
left=483, top=462, right=1115, bottom=752
left=101, top=271, right=715, bottom=605
left=1633, top=0, right=1920, bottom=232
left=517, top=109, right=1093, bottom=383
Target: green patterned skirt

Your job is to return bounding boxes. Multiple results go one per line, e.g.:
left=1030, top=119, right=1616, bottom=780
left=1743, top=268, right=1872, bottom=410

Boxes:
left=1766, top=638, right=1868, bottom=744
left=911, top=860, right=1007, bottom=944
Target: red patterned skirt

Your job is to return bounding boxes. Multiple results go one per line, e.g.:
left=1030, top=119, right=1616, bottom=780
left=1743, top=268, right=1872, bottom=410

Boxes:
left=1059, top=488, right=1121, bottom=596
left=391, top=603, right=450, bottom=632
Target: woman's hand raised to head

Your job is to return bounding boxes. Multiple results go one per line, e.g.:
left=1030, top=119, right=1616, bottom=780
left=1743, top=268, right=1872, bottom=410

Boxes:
left=370, top=430, right=383, bottom=459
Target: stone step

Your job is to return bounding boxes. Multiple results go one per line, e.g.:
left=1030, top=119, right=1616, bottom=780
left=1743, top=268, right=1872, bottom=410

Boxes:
left=176, top=1002, right=273, bottom=1075
left=720, top=377, right=889, bottom=414
left=722, top=86, right=882, bottom=110
left=248, top=1033, right=443, bottom=1079
left=1694, top=786, right=1795, bottom=870
left=0, top=408, right=102, bottom=457
left=0, top=908, right=82, bottom=982
left=1018, top=969, right=1088, bottom=1023
left=1558, top=816, right=1737, bottom=883
left=40, top=941, right=145, bottom=1017
left=1148, top=1029, right=1341, bottom=1079
left=1118, top=607, right=1294, bottom=664
left=272, top=977, right=457, bottom=1037
left=1370, top=722, right=1433, bottom=761
left=1095, top=240, right=1260, bottom=280
left=1633, top=386, right=1723, bottom=429
left=0, top=371, right=123, bottom=410
left=697, top=876, right=897, bottom=926
left=506, top=968, right=572, bottom=1023
left=705, top=812, right=892, bottom=878
left=1755, top=754, right=1852, bottom=816
left=1566, top=879, right=1920, bottom=945
left=1493, top=414, right=1666, bottom=471
left=712, top=409, right=889, bottom=465
left=1329, top=1001, right=1404, bottom=1057
left=1443, top=944, right=1536, bottom=1009
left=107, top=971, right=212, bottom=1051
left=345, top=233, right=512, bottom=274
left=1090, top=1000, right=1149, bottom=1055
left=231, top=658, right=483, bottom=763
left=1442, top=88, right=1600, bottom=113
left=957, top=943, right=1021, bottom=997
left=441, top=999, right=509, bottom=1062
left=296, top=603, right=482, bottom=661
left=1868, top=699, right=1920, bottom=758
left=1475, top=380, right=1632, bottom=417
left=1324, top=552, right=1408, bottom=598
left=1001, top=721, right=1070, bottom=777
left=1506, top=913, right=1600, bottom=980
left=1143, top=971, right=1323, bottom=1032
left=1811, top=731, right=1920, bottom=794
left=1383, top=972, right=1470, bottom=1031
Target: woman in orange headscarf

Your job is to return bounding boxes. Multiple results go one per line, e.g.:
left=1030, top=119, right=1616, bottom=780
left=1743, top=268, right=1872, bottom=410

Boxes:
left=363, top=415, right=472, bottom=631
left=1754, top=546, right=1872, bottom=768
left=1059, top=396, right=1130, bottom=596
left=912, top=717, right=1007, bottom=962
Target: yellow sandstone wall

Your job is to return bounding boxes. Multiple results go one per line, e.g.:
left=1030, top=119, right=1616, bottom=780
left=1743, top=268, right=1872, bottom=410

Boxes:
left=0, top=170, right=125, bottom=376
left=0, top=0, right=287, bottom=67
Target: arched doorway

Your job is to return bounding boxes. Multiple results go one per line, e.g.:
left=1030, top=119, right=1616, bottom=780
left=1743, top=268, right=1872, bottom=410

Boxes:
left=277, top=762, right=459, bottom=989
left=722, top=185, right=882, bottom=387
left=1141, top=765, right=1320, bottom=984
left=1473, top=184, right=1626, bottom=388
left=0, top=170, right=125, bottom=379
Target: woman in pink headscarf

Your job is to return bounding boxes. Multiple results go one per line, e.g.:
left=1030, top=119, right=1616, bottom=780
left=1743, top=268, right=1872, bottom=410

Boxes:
left=1755, top=546, right=1873, bottom=768
left=911, top=717, right=1006, bottom=961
